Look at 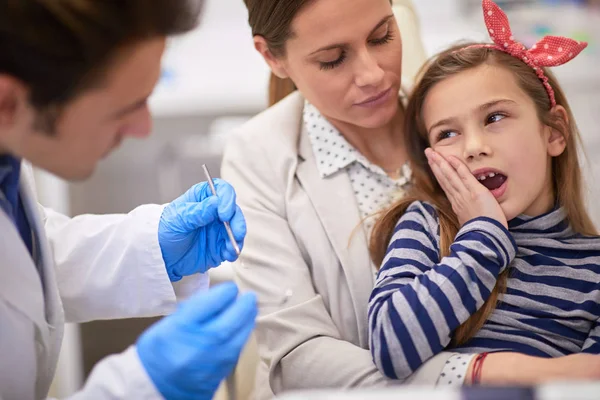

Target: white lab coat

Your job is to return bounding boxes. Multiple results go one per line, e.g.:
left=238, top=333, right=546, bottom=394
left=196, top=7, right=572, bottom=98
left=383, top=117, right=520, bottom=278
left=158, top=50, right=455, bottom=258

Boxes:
left=0, top=163, right=209, bottom=400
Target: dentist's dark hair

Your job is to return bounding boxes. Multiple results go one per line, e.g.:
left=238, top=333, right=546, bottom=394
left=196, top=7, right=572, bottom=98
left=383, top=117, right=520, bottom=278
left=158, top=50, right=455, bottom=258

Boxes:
left=0, top=0, right=202, bottom=124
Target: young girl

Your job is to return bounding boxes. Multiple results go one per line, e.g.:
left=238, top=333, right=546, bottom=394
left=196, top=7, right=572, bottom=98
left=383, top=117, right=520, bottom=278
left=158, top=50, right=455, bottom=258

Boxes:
left=368, top=0, right=600, bottom=384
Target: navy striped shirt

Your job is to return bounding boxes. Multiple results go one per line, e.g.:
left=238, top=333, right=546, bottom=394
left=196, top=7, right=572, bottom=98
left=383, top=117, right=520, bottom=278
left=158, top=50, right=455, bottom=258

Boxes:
left=368, top=201, right=600, bottom=380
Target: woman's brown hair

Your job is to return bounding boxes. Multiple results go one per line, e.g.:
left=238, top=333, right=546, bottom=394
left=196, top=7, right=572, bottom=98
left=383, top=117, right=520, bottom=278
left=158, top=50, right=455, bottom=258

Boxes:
left=370, top=43, right=596, bottom=347
left=242, top=0, right=311, bottom=106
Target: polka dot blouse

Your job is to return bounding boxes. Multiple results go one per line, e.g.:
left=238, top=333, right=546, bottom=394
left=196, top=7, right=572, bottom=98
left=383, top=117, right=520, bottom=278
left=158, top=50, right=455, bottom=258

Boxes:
left=303, top=101, right=411, bottom=233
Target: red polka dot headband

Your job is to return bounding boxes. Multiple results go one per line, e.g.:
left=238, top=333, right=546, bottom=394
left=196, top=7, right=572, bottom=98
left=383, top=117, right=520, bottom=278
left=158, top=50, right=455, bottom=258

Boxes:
left=462, top=0, right=587, bottom=107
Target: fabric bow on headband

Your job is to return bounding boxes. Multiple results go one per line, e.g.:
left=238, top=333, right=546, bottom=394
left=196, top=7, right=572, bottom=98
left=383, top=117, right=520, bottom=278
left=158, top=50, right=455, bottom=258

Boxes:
left=471, top=0, right=588, bottom=107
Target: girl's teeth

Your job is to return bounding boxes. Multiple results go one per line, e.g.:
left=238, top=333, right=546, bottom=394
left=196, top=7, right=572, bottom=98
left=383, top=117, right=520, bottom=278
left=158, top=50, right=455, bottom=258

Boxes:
left=477, top=172, right=501, bottom=181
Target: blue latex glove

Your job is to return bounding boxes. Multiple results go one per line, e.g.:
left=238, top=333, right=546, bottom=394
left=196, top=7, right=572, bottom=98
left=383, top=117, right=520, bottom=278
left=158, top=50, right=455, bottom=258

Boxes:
left=137, top=282, right=257, bottom=400
left=159, top=179, right=246, bottom=281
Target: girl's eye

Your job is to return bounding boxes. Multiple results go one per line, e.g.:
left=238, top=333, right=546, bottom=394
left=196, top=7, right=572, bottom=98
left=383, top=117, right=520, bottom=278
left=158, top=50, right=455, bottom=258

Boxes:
left=319, top=51, right=347, bottom=70
left=486, top=112, right=506, bottom=124
left=437, top=130, right=458, bottom=141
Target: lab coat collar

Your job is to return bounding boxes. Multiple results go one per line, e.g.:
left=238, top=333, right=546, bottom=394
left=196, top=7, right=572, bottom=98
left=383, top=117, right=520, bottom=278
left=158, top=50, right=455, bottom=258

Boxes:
left=0, top=168, right=50, bottom=348
left=19, top=163, right=64, bottom=332
left=0, top=163, right=65, bottom=392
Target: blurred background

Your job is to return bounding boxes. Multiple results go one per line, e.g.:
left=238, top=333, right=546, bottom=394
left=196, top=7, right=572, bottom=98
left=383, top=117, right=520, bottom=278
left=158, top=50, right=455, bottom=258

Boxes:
left=38, top=0, right=599, bottom=398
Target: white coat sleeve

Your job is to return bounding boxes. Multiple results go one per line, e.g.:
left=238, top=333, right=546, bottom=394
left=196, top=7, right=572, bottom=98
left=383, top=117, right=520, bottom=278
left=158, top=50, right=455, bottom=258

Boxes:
left=41, top=204, right=209, bottom=323
left=0, top=300, right=163, bottom=400
left=65, top=346, right=163, bottom=400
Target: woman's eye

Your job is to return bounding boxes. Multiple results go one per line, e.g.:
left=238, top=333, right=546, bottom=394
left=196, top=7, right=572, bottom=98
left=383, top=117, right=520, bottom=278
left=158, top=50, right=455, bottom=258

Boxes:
left=369, top=29, right=394, bottom=46
left=319, top=51, right=347, bottom=70
left=486, top=112, right=506, bottom=124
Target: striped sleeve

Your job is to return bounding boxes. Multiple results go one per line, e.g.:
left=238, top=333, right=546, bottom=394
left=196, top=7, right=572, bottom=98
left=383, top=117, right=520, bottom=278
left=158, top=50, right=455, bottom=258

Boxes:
left=582, top=318, right=600, bottom=354
left=368, top=201, right=517, bottom=380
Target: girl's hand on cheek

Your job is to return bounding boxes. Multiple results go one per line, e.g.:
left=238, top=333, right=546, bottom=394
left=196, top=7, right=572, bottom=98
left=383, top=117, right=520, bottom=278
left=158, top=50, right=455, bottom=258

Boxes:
left=425, top=148, right=507, bottom=228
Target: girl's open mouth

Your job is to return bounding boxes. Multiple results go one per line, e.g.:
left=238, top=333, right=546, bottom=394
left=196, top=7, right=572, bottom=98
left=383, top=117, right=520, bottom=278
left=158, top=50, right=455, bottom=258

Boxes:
left=475, top=171, right=508, bottom=199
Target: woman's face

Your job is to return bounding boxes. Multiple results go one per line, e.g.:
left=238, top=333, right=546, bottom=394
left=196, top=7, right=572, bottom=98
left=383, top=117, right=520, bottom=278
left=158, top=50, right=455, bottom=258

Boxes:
left=267, top=0, right=403, bottom=129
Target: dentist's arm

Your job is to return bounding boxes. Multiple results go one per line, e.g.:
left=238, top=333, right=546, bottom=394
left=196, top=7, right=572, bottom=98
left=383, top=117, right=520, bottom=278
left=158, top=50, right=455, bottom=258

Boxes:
left=0, top=284, right=257, bottom=400
left=74, top=283, right=257, bottom=400
left=42, top=180, right=245, bottom=323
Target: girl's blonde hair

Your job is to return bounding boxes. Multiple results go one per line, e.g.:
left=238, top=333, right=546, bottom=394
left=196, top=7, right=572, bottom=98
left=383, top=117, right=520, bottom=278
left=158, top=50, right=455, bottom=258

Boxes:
left=370, top=43, right=596, bottom=347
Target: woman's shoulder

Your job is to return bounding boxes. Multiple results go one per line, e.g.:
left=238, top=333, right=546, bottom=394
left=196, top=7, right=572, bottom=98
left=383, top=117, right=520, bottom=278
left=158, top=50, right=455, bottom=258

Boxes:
left=222, top=91, right=306, bottom=184
left=231, top=91, right=305, bottom=146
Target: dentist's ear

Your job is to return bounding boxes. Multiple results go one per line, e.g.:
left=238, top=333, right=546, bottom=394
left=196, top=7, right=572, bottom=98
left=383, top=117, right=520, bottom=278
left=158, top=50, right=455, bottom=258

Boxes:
left=0, top=75, right=21, bottom=129
left=546, top=105, right=568, bottom=157
left=253, top=36, right=290, bottom=79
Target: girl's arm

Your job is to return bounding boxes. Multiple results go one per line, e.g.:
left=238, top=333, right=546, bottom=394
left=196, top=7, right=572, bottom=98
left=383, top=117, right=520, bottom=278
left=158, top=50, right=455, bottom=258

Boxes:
left=582, top=318, right=600, bottom=354
left=369, top=201, right=517, bottom=380
left=466, top=352, right=600, bottom=385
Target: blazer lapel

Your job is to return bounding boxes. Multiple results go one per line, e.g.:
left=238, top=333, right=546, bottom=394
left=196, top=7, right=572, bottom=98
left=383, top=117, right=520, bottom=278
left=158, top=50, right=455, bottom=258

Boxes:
left=296, top=126, right=374, bottom=347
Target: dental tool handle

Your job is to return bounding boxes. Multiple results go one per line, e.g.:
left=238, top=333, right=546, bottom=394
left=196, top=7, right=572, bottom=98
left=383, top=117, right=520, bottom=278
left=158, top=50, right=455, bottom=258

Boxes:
left=202, top=164, right=241, bottom=256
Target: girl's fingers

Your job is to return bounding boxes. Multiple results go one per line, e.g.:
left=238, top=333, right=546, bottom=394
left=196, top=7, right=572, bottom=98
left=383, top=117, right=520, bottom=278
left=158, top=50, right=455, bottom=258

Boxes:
left=447, top=156, right=482, bottom=193
left=426, top=151, right=457, bottom=201
left=434, top=152, right=469, bottom=196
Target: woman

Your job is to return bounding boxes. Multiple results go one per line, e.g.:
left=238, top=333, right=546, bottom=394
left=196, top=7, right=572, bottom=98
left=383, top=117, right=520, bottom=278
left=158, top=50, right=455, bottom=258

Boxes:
left=222, top=1, right=452, bottom=397
left=222, top=0, right=598, bottom=397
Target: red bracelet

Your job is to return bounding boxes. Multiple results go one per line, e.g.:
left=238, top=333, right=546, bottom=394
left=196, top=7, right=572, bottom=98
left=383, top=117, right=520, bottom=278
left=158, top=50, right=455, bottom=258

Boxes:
left=471, top=352, right=489, bottom=385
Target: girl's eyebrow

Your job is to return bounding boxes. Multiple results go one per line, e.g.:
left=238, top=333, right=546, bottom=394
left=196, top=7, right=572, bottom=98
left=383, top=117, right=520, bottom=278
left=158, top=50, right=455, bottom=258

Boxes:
left=479, top=98, right=517, bottom=111
left=428, top=98, right=517, bottom=134
left=428, top=116, right=457, bottom=135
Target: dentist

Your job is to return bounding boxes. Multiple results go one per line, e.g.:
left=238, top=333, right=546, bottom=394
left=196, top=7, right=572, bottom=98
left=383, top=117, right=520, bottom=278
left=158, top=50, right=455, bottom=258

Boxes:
left=0, top=1, right=256, bottom=399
